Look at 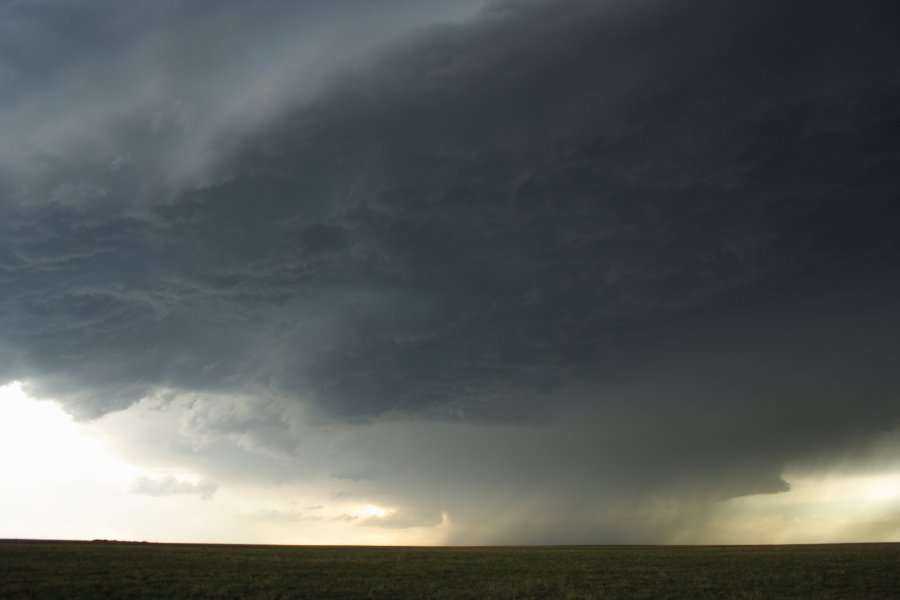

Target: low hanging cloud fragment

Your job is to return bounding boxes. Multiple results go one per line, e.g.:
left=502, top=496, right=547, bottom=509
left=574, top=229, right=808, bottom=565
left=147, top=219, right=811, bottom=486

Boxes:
left=130, top=475, right=218, bottom=500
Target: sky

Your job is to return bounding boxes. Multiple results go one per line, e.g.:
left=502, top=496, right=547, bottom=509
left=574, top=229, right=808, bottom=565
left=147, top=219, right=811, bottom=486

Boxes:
left=1, top=0, right=899, bottom=545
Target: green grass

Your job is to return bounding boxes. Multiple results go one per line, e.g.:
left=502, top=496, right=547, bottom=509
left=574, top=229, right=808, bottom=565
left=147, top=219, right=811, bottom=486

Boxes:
left=1, top=540, right=899, bottom=599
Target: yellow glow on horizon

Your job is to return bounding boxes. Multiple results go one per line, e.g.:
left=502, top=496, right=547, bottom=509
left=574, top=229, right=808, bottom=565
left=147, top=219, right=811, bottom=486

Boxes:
left=358, top=504, right=393, bottom=518
left=769, top=472, right=900, bottom=505
left=710, top=470, right=900, bottom=545
left=860, top=474, right=900, bottom=502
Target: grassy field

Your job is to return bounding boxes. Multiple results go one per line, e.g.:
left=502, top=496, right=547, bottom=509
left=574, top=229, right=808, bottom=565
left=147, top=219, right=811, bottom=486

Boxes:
left=1, top=540, right=899, bottom=599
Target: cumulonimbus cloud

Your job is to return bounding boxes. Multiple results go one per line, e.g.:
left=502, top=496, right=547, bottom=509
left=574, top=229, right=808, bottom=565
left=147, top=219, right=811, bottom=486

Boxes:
left=2, top=0, right=900, bottom=543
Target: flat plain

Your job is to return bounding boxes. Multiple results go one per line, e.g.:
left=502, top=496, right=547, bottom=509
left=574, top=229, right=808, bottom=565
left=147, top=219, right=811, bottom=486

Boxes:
left=1, top=540, right=899, bottom=599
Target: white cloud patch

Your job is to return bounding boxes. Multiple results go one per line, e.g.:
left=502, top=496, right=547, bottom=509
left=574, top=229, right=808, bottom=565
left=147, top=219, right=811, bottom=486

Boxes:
left=130, top=475, right=217, bottom=500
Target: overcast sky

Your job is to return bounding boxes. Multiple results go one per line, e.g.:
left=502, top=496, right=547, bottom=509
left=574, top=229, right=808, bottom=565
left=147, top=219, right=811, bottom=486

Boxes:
left=2, top=0, right=900, bottom=545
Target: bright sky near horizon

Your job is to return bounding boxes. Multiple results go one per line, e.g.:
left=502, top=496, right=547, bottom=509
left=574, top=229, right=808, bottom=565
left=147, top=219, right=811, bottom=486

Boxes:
left=1, top=0, right=899, bottom=545
left=3, top=381, right=900, bottom=545
left=0, top=382, right=440, bottom=544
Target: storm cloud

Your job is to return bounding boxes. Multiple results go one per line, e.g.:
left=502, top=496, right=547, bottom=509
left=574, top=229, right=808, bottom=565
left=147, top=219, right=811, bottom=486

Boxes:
left=2, top=0, right=900, bottom=543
